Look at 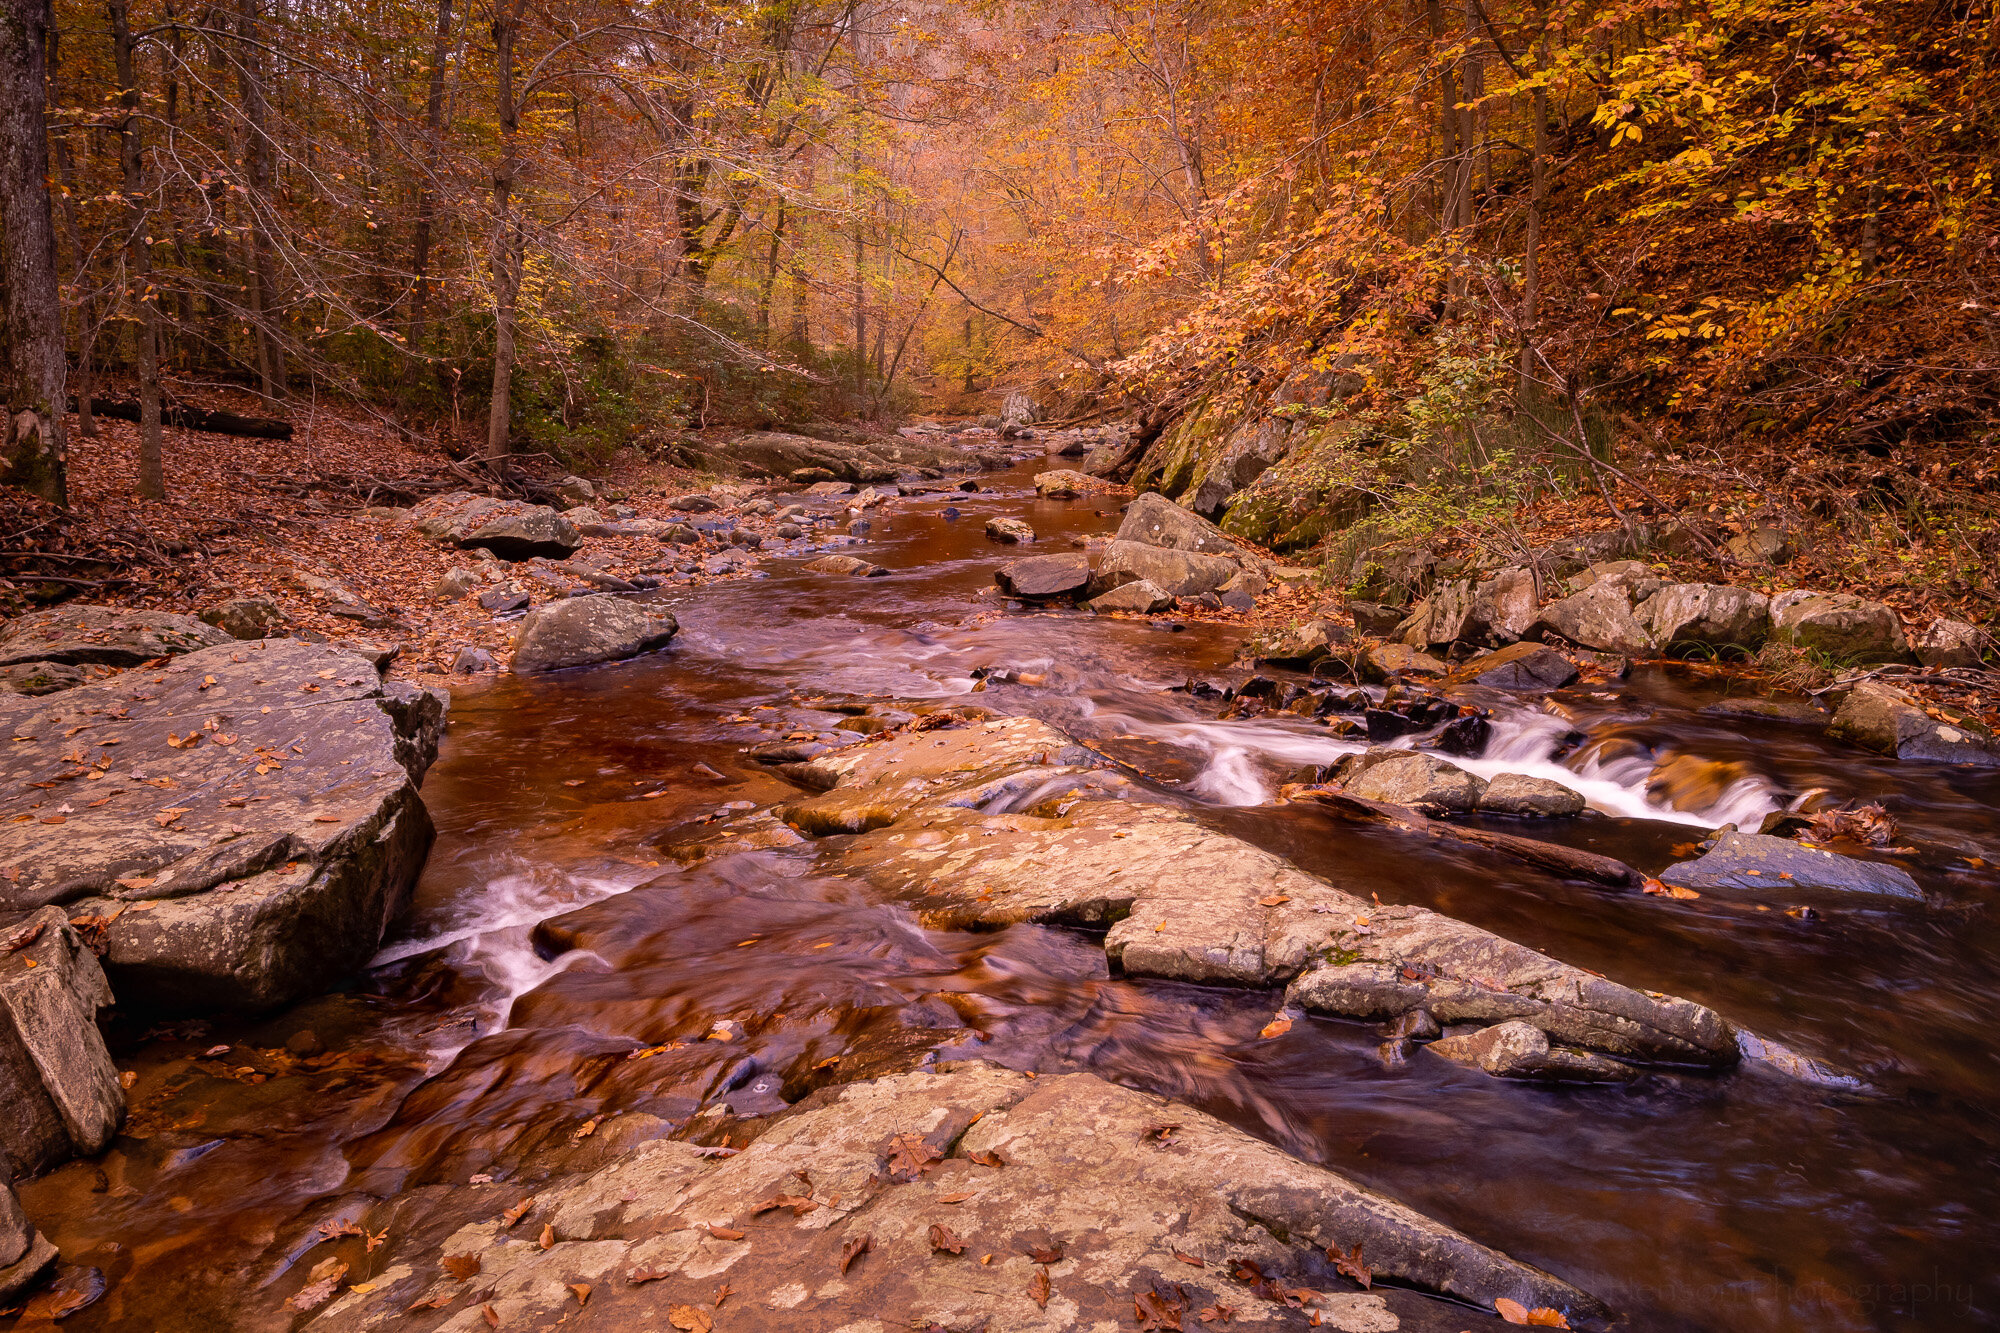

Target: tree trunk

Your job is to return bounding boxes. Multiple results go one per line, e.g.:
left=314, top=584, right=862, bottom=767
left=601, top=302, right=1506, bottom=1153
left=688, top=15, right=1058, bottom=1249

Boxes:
left=235, top=0, right=286, bottom=407
left=1519, top=37, right=1549, bottom=390
left=402, top=0, right=452, bottom=413
left=0, top=0, right=67, bottom=504
left=755, top=201, right=785, bottom=346
left=47, top=24, right=93, bottom=438
left=109, top=0, right=164, bottom=499
left=485, top=0, right=519, bottom=465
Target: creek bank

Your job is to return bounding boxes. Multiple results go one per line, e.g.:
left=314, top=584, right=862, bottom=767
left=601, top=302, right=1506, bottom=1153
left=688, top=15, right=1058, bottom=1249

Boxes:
left=298, top=1063, right=1605, bottom=1333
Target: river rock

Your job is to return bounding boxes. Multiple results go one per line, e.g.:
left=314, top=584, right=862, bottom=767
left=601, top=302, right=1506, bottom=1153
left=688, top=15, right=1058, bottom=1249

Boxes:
left=1479, top=773, right=1586, bottom=816
left=1086, top=578, right=1175, bottom=614
left=1913, top=617, right=1987, bottom=669
left=0, top=639, right=445, bottom=1012
left=702, top=549, right=756, bottom=574
left=1091, top=539, right=1238, bottom=599
left=407, top=492, right=582, bottom=560
left=0, top=909, right=124, bottom=1176
left=1827, top=679, right=1999, bottom=765
left=553, top=474, right=595, bottom=506
left=1429, top=1019, right=1639, bottom=1083
left=1459, top=641, right=1579, bottom=691
left=739, top=718, right=1740, bottom=1069
left=1396, top=580, right=1474, bottom=648
left=0, top=605, right=231, bottom=668
left=1346, top=752, right=1487, bottom=814
left=1347, top=601, right=1405, bottom=636
left=510, top=595, right=679, bottom=673
left=806, top=480, right=857, bottom=497
left=0, top=1187, right=56, bottom=1303
left=1033, top=468, right=1092, bottom=497
left=1361, top=642, right=1448, bottom=680
left=1248, top=618, right=1350, bottom=665
left=1465, top=566, right=1539, bottom=644
left=668, top=493, right=720, bottom=512
left=1769, top=591, right=1909, bottom=662
left=802, top=554, right=890, bottom=578
left=1727, top=524, right=1792, bottom=564
left=1637, top=583, right=1772, bottom=654
left=1535, top=581, right=1656, bottom=656
left=301, top=1061, right=1605, bottom=1332
left=985, top=516, right=1036, bottom=543
left=561, top=505, right=605, bottom=528
left=197, top=596, right=289, bottom=641
left=1660, top=830, right=1923, bottom=899
left=430, top=568, right=482, bottom=601
left=1115, top=491, right=1247, bottom=562
left=1564, top=559, right=1664, bottom=602
left=1001, top=389, right=1041, bottom=424
left=450, top=646, right=498, bottom=674
left=995, top=552, right=1090, bottom=600
left=0, top=662, right=86, bottom=697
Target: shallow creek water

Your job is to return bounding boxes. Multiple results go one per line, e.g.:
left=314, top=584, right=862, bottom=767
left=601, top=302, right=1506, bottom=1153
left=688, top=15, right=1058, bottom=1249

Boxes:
left=15, top=464, right=2000, bottom=1332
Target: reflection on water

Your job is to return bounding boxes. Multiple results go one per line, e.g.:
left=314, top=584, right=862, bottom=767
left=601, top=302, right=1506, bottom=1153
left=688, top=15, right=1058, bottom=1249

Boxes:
left=16, top=464, right=2000, bottom=1332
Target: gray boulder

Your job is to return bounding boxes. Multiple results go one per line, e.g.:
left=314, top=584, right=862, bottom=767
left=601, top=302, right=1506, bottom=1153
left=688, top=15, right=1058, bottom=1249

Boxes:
left=1188, top=417, right=1292, bottom=517
left=450, top=645, right=498, bottom=674
left=0, top=909, right=125, bottom=1176
left=0, top=604, right=230, bottom=668
left=1429, top=1019, right=1639, bottom=1083
left=1913, top=618, right=1987, bottom=669
left=1660, top=830, right=1923, bottom=899
left=1091, top=539, right=1238, bottom=599
left=1033, top=468, right=1092, bottom=498
left=802, top=554, right=890, bottom=578
left=1827, top=680, right=1998, bottom=765
left=702, top=549, right=756, bottom=575
left=1115, top=492, right=1248, bottom=562
left=1479, top=773, right=1586, bottom=816
left=0, top=662, right=86, bottom=697
left=553, top=474, right=595, bottom=506
left=1465, top=566, right=1539, bottom=644
left=1248, top=618, right=1351, bottom=665
left=1564, top=559, right=1664, bottom=602
left=510, top=595, right=679, bottom=673
left=1347, top=752, right=1488, bottom=814
left=995, top=552, right=1091, bottom=600
left=668, top=493, right=721, bottom=512
left=1086, top=579, right=1174, bottom=614
left=198, top=596, right=290, bottom=641
left=1000, top=390, right=1041, bottom=425
left=430, top=567, right=483, bottom=600
left=1536, top=581, right=1656, bottom=656
left=1637, top=583, right=1771, bottom=654
left=0, top=1180, right=56, bottom=1301
left=407, top=492, right=582, bottom=560
left=0, top=639, right=445, bottom=1012
left=1769, top=591, right=1909, bottom=662
left=1396, top=579, right=1474, bottom=647
left=984, top=516, right=1036, bottom=544
left=1459, top=641, right=1578, bottom=691
left=1362, top=642, right=1449, bottom=680
left=1348, top=601, right=1405, bottom=636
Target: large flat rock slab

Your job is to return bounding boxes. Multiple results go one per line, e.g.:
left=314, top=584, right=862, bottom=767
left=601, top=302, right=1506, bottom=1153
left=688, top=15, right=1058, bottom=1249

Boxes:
left=299, top=1064, right=1606, bottom=1332
left=0, top=605, right=231, bottom=668
left=0, top=638, right=446, bottom=1011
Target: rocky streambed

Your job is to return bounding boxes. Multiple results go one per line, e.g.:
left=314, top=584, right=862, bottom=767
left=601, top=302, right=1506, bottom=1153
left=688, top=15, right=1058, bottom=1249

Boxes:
left=0, top=457, right=1996, bottom=1332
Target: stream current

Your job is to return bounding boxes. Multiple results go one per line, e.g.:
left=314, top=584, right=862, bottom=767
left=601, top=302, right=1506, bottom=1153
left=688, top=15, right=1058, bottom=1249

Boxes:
left=15, top=462, right=2000, bottom=1332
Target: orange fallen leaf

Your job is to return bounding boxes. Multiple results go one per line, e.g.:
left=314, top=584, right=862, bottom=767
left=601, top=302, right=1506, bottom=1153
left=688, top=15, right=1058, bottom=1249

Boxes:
left=929, top=1223, right=965, bottom=1254
left=500, top=1197, right=534, bottom=1228
left=1029, top=1264, right=1053, bottom=1309
left=538, top=1222, right=555, bottom=1250
left=1260, top=1015, right=1293, bottom=1039
left=441, top=1253, right=481, bottom=1281
left=707, top=1223, right=745, bottom=1240
left=938, top=1191, right=975, bottom=1203
left=668, top=1303, right=714, bottom=1331
left=840, top=1233, right=872, bottom=1273
left=567, top=1283, right=590, bottom=1307
left=1257, top=895, right=1291, bottom=906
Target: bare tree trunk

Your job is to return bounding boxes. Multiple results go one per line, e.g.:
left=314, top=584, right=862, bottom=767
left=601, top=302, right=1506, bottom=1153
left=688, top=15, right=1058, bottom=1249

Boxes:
left=402, top=0, right=452, bottom=412
left=1519, top=33, right=1549, bottom=390
left=110, top=0, right=165, bottom=498
left=47, top=25, right=94, bottom=438
left=235, top=0, right=286, bottom=407
left=485, top=0, right=519, bottom=465
left=755, top=201, right=785, bottom=346
left=0, top=0, right=67, bottom=504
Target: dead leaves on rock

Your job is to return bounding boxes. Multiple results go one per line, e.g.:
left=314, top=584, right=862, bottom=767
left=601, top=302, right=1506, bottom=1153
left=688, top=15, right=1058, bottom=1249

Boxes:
left=928, top=1223, right=965, bottom=1255
left=840, top=1233, right=873, bottom=1273
left=706, top=1223, right=745, bottom=1241
left=966, top=1147, right=1007, bottom=1169
left=1135, top=1282, right=1191, bottom=1330
left=500, top=1196, right=535, bottom=1228
left=441, top=1253, right=482, bottom=1281
left=753, top=1192, right=818, bottom=1218
left=1496, top=1297, right=1572, bottom=1327
left=1259, top=1015, right=1293, bottom=1039
left=1028, top=1264, right=1053, bottom=1309
left=887, top=1131, right=943, bottom=1179
left=668, top=1306, right=714, bottom=1332
left=1326, top=1240, right=1371, bottom=1288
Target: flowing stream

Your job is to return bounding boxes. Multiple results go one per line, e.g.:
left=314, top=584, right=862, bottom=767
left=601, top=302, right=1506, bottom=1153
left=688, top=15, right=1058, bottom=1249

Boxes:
left=17, top=462, right=2000, bottom=1332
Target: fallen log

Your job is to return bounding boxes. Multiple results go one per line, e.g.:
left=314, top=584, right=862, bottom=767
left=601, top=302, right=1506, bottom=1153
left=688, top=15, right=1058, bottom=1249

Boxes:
left=1289, top=787, right=1643, bottom=888
left=72, top=397, right=294, bottom=440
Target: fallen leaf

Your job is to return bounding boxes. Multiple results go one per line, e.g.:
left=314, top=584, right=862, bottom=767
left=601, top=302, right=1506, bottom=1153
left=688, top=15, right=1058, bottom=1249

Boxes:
left=1028, top=1242, right=1064, bottom=1264
left=567, top=1283, right=590, bottom=1307
left=1135, top=1284, right=1190, bottom=1330
left=501, top=1197, right=534, bottom=1228
left=840, top=1233, right=873, bottom=1273
left=1144, top=1123, right=1181, bottom=1142
left=630, top=1267, right=670, bottom=1285
left=928, top=1223, right=965, bottom=1255
left=1260, top=1015, right=1293, bottom=1039
left=286, top=1275, right=342, bottom=1311
left=1029, top=1265, right=1052, bottom=1309
left=538, top=1223, right=555, bottom=1250
left=572, top=1116, right=599, bottom=1140
left=1497, top=1297, right=1531, bottom=1324
left=1525, top=1308, right=1572, bottom=1328
left=967, top=1148, right=1007, bottom=1168
left=668, top=1303, right=714, bottom=1331
left=1327, top=1240, right=1371, bottom=1289
left=753, top=1193, right=818, bottom=1218
left=442, top=1253, right=481, bottom=1281
left=2, top=921, right=45, bottom=953
left=1173, top=1249, right=1205, bottom=1267
left=1257, top=895, right=1291, bottom=906
left=887, top=1131, right=943, bottom=1178
left=714, top=1282, right=733, bottom=1307
left=407, top=1292, right=454, bottom=1311
left=938, top=1191, right=976, bottom=1203
left=113, top=876, right=154, bottom=890
left=481, top=1304, right=499, bottom=1328
left=1198, top=1305, right=1238, bottom=1324
left=307, top=1255, right=349, bottom=1284
left=707, top=1224, right=745, bottom=1241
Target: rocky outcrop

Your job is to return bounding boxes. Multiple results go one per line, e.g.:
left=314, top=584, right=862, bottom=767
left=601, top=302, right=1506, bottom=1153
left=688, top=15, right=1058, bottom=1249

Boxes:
left=0, top=638, right=445, bottom=1011
left=713, top=718, right=1742, bottom=1071
left=994, top=553, right=1090, bottom=600
left=1458, top=642, right=1578, bottom=691
left=1116, top=492, right=1252, bottom=563
left=1090, top=539, right=1238, bottom=599
left=408, top=493, right=582, bottom=560
left=1769, top=591, right=1909, bottom=662
left=1188, top=417, right=1292, bottom=518
left=1086, top=579, right=1174, bottom=614
left=198, top=597, right=291, bottom=640
left=1535, top=582, right=1655, bottom=656
left=510, top=595, right=679, bottom=673
left=298, top=1062, right=1606, bottom=1332
left=1660, top=830, right=1923, bottom=900
left=1827, top=679, right=1998, bottom=765
left=0, top=909, right=124, bottom=1176
left=1346, top=752, right=1487, bottom=814
left=1636, top=583, right=1771, bottom=654
left=1479, top=773, right=1586, bottom=816
left=0, top=605, right=230, bottom=668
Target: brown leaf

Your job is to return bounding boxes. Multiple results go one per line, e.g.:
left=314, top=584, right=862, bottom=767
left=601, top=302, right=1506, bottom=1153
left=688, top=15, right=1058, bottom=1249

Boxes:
left=1028, top=1264, right=1052, bottom=1309
left=567, top=1283, right=590, bottom=1307
left=1134, top=1283, right=1190, bottom=1330
left=1259, top=1015, right=1293, bottom=1039
left=887, top=1131, right=942, bottom=1178
left=481, top=1302, right=500, bottom=1327
left=1027, top=1242, right=1065, bottom=1264
left=307, top=1254, right=349, bottom=1284
left=286, top=1275, right=342, bottom=1312
left=928, top=1223, right=965, bottom=1255
left=441, top=1253, right=481, bottom=1281
left=500, top=1197, right=534, bottom=1228
left=406, top=1292, right=454, bottom=1311
left=1144, top=1122, right=1181, bottom=1142
left=113, top=876, right=154, bottom=890
left=706, top=1223, right=745, bottom=1241
left=714, top=1282, right=733, bottom=1307
left=538, top=1222, right=555, bottom=1250
left=1525, top=1309, right=1572, bottom=1328
left=1497, top=1297, right=1531, bottom=1324
left=752, top=1192, right=818, bottom=1218
left=1173, top=1249, right=1205, bottom=1267
left=2, top=921, right=45, bottom=953
left=1197, top=1306, right=1238, bottom=1324
left=629, top=1267, right=670, bottom=1285
left=966, top=1148, right=1007, bottom=1168
left=1257, top=895, right=1291, bottom=906
left=840, top=1233, right=873, bottom=1274
left=938, top=1191, right=975, bottom=1203
left=1327, top=1240, right=1371, bottom=1289
left=668, top=1303, right=714, bottom=1331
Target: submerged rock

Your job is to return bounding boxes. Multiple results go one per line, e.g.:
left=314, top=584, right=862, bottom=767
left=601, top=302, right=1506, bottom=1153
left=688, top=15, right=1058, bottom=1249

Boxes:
left=1429, top=1019, right=1640, bottom=1082
left=0, top=909, right=124, bottom=1175
left=1828, top=679, right=1998, bottom=765
left=0, top=605, right=230, bottom=668
left=0, top=639, right=445, bottom=1011
left=1660, top=830, right=1923, bottom=899
left=510, top=595, right=679, bottom=673
left=301, top=1062, right=1606, bottom=1332
left=802, top=554, right=890, bottom=578
left=407, top=492, right=582, bottom=560
left=994, top=552, right=1090, bottom=600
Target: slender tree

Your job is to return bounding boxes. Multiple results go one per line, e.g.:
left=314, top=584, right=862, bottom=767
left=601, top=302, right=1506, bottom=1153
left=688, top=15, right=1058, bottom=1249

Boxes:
left=0, top=0, right=68, bottom=504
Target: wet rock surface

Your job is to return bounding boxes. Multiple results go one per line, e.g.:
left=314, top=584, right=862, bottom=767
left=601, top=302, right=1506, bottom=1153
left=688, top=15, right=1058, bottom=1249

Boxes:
left=0, top=605, right=231, bottom=668
left=1661, top=830, right=1924, bottom=900
left=0, top=638, right=445, bottom=1010
left=0, top=910, right=124, bottom=1176
left=994, top=552, right=1090, bottom=599
left=1827, top=679, right=1999, bottom=765
left=509, top=595, right=679, bottom=673
left=303, top=1063, right=1603, bottom=1333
